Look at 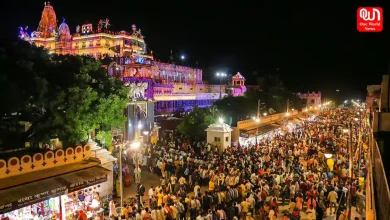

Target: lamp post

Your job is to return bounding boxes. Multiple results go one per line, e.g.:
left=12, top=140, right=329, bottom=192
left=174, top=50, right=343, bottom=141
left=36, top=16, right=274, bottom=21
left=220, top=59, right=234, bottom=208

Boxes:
left=216, top=72, right=227, bottom=99
left=347, top=121, right=353, bottom=220
left=119, top=141, right=129, bottom=209
left=143, top=130, right=149, bottom=144
left=131, top=141, right=141, bottom=209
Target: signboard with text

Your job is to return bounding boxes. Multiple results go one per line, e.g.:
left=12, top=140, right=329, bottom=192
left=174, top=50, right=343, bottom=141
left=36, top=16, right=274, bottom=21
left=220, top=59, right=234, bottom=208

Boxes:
left=0, top=174, right=107, bottom=214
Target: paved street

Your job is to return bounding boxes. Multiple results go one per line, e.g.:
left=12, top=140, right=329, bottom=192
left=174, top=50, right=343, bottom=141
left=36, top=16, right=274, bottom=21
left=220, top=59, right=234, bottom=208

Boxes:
left=119, top=157, right=363, bottom=220
left=120, top=167, right=362, bottom=220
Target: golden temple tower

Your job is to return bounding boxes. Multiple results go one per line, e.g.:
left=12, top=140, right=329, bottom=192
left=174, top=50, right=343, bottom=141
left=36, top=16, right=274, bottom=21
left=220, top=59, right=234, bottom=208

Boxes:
left=36, top=2, right=57, bottom=38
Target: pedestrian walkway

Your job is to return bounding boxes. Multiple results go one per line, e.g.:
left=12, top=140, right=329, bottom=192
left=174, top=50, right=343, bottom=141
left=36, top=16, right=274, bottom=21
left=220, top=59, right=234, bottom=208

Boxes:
left=121, top=170, right=363, bottom=220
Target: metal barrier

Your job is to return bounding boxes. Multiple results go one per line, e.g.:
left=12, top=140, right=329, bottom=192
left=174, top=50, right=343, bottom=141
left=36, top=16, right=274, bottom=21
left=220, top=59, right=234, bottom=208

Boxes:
left=369, top=130, right=390, bottom=220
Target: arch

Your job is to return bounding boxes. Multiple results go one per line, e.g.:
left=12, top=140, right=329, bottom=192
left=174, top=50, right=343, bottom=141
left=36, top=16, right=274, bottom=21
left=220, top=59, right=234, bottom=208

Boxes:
left=20, top=155, right=32, bottom=174
left=74, top=146, right=83, bottom=161
left=84, top=145, right=92, bottom=159
left=44, top=151, right=55, bottom=168
left=34, top=153, right=44, bottom=162
left=7, top=157, right=20, bottom=174
left=55, top=149, right=65, bottom=165
left=64, top=147, right=74, bottom=163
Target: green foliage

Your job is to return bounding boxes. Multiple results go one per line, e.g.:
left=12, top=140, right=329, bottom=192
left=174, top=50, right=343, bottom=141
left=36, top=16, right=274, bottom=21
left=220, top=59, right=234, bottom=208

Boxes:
left=95, top=130, right=113, bottom=147
left=214, top=87, right=301, bottom=123
left=177, top=107, right=216, bottom=139
left=0, top=40, right=128, bottom=149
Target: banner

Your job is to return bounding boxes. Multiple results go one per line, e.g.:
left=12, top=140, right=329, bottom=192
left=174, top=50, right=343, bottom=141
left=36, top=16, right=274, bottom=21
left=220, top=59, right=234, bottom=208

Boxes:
left=69, top=175, right=108, bottom=192
left=0, top=186, right=67, bottom=214
left=0, top=175, right=108, bottom=214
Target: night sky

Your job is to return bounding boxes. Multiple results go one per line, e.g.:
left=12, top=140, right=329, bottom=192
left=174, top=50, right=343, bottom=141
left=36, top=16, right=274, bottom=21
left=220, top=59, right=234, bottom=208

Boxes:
left=3, top=0, right=386, bottom=101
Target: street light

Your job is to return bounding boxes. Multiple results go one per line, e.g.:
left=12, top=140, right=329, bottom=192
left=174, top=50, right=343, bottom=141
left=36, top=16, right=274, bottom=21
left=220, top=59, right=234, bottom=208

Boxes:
left=324, top=146, right=334, bottom=158
left=119, top=141, right=129, bottom=208
left=218, top=117, right=224, bottom=124
left=255, top=118, right=260, bottom=123
left=216, top=72, right=227, bottom=99
left=131, top=141, right=141, bottom=150
left=263, top=112, right=268, bottom=116
left=180, top=55, right=185, bottom=60
left=130, top=141, right=142, bottom=209
left=143, top=131, right=149, bottom=144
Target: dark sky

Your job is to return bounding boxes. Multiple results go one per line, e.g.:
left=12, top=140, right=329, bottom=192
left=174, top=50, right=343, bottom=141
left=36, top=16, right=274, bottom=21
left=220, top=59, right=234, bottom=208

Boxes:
left=3, top=0, right=387, bottom=101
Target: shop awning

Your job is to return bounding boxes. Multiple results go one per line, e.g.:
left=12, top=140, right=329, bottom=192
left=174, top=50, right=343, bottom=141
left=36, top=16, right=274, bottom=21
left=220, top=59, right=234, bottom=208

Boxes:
left=240, top=123, right=280, bottom=137
left=0, top=166, right=110, bottom=214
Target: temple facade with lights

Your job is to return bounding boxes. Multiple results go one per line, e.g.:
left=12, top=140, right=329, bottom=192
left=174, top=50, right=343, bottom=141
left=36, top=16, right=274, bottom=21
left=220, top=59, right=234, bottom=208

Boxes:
left=19, top=2, right=247, bottom=141
left=19, top=2, right=247, bottom=116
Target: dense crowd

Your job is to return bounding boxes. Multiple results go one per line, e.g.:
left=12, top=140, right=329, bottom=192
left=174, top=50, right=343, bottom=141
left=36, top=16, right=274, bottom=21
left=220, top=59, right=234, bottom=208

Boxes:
left=111, top=107, right=367, bottom=220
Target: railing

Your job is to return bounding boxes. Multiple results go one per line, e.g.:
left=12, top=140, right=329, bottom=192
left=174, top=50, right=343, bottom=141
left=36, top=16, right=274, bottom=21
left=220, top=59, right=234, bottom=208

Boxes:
left=370, top=131, right=390, bottom=220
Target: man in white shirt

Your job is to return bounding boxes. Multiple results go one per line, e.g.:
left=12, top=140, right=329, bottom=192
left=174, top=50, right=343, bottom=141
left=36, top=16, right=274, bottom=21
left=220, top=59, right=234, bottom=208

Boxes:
left=289, top=184, right=296, bottom=199
left=148, top=186, right=155, bottom=205
left=179, top=176, right=187, bottom=186
left=194, top=183, right=201, bottom=195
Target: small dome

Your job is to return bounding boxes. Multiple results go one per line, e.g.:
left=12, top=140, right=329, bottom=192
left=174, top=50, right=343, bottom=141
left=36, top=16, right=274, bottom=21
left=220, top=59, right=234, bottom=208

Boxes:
left=58, top=19, right=70, bottom=40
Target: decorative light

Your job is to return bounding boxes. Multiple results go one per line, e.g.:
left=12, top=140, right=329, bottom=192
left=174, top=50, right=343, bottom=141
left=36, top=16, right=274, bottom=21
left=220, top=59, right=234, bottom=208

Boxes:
left=324, top=153, right=333, bottom=159
left=218, top=117, right=224, bottom=124
left=255, top=118, right=260, bottom=123
left=143, top=131, right=149, bottom=135
left=181, top=55, right=185, bottom=60
left=91, top=199, right=100, bottom=208
left=137, top=122, right=143, bottom=129
left=130, top=141, right=141, bottom=150
left=263, top=112, right=268, bottom=116
left=354, top=118, right=359, bottom=121
left=286, top=112, right=290, bottom=116
left=343, top=129, right=349, bottom=133
left=292, top=108, right=295, bottom=111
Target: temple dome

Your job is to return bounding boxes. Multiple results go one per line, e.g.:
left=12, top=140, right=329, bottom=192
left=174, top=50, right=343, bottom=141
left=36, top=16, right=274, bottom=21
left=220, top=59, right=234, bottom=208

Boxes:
left=58, top=19, right=70, bottom=41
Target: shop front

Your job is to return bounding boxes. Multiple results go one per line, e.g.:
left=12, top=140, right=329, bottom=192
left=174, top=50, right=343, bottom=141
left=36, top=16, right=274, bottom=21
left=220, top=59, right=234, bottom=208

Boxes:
left=239, top=123, right=281, bottom=147
left=0, top=166, right=110, bottom=220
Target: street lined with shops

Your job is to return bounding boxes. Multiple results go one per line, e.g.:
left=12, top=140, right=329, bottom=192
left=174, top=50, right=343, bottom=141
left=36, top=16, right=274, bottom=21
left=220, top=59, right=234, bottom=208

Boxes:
left=112, top=104, right=368, bottom=220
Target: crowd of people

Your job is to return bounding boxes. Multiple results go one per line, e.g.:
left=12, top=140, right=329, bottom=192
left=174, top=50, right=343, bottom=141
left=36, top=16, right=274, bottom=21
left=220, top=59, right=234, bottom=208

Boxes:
left=110, top=107, right=368, bottom=220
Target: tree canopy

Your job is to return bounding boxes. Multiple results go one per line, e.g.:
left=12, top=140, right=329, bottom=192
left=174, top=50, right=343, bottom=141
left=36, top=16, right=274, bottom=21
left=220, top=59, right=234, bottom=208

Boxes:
left=213, top=87, right=301, bottom=125
left=177, top=107, right=216, bottom=139
left=0, top=40, right=128, bottom=149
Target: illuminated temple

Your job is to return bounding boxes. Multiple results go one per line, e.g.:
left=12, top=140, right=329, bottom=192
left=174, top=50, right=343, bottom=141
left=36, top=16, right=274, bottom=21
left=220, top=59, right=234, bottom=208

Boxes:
left=19, top=2, right=247, bottom=118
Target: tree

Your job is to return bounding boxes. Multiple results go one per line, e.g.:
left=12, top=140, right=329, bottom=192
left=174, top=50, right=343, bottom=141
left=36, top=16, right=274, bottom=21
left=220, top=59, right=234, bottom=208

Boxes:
left=213, top=86, right=301, bottom=125
left=177, top=107, right=216, bottom=139
left=0, top=40, right=128, bottom=149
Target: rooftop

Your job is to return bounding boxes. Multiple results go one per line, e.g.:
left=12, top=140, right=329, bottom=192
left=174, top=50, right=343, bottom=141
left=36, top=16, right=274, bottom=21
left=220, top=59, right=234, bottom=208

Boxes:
left=205, top=123, right=233, bottom=133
